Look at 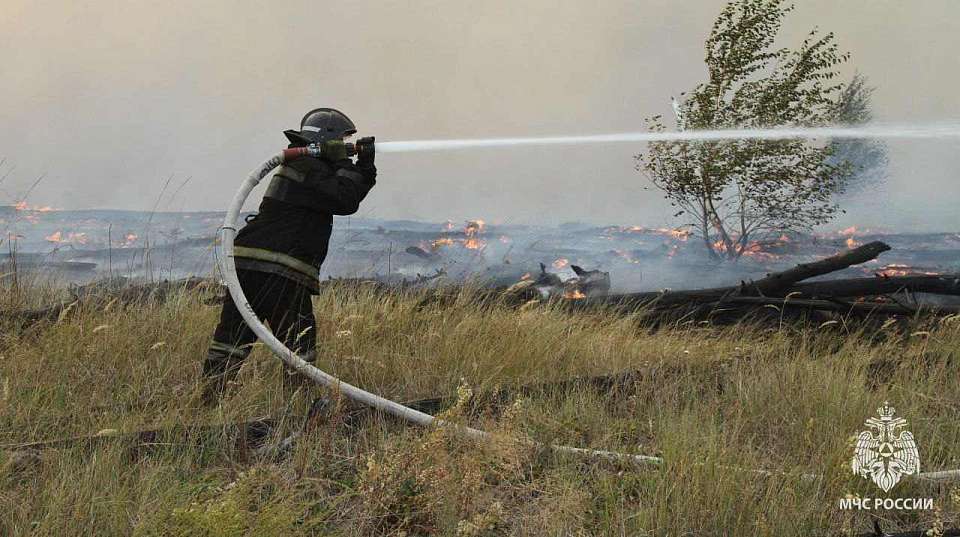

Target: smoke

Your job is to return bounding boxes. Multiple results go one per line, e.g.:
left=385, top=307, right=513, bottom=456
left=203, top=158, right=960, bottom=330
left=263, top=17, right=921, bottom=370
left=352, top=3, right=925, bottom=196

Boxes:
left=0, top=0, right=958, bottom=231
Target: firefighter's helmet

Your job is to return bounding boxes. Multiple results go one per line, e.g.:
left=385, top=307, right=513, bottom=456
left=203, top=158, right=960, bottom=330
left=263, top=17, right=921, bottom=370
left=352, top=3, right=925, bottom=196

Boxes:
left=284, top=108, right=357, bottom=145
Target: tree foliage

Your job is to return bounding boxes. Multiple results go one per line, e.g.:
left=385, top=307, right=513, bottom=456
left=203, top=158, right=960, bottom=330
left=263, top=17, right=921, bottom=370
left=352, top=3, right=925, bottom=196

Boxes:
left=636, top=0, right=854, bottom=260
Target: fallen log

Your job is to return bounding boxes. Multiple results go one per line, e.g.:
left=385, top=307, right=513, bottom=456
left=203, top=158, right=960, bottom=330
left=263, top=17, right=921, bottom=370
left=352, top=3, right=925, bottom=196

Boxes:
left=787, top=274, right=960, bottom=298
left=574, top=242, right=960, bottom=316
left=747, top=241, right=891, bottom=295
left=575, top=274, right=960, bottom=312
left=1, top=416, right=280, bottom=452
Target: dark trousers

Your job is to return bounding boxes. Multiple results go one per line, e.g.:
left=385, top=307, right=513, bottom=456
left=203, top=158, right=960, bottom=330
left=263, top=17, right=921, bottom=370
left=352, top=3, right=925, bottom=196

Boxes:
left=202, top=269, right=317, bottom=395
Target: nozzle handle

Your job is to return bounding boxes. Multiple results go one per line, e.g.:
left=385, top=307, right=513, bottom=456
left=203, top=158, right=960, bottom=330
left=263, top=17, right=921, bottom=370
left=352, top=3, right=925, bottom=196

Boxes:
left=282, top=145, right=322, bottom=161
left=281, top=139, right=369, bottom=162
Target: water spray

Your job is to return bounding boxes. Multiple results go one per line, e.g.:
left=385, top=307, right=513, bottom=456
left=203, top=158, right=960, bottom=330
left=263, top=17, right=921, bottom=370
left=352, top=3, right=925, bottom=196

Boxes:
left=375, top=122, right=960, bottom=153
left=219, top=124, right=960, bottom=474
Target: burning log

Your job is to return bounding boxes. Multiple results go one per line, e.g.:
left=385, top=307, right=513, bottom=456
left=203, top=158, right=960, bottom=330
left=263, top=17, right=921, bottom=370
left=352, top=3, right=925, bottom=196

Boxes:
left=513, top=263, right=612, bottom=300
left=567, top=265, right=611, bottom=298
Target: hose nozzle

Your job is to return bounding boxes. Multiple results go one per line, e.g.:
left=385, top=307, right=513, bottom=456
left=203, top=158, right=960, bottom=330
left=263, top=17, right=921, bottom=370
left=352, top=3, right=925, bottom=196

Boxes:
left=281, top=137, right=375, bottom=162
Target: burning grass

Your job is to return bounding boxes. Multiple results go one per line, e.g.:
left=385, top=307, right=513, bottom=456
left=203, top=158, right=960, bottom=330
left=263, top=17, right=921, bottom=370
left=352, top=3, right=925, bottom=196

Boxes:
left=1, top=282, right=960, bottom=535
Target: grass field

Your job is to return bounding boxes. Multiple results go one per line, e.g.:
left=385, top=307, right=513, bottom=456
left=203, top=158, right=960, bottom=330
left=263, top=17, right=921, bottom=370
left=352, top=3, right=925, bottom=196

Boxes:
left=1, top=281, right=959, bottom=536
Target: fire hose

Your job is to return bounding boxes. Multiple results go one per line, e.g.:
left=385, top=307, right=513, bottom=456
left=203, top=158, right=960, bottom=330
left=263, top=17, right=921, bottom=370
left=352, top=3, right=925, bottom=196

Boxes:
left=216, top=145, right=663, bottom=466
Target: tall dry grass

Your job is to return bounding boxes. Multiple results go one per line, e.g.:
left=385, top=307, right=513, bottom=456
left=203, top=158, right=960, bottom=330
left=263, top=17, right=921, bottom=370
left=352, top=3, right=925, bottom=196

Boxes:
left=1, top=281, right=959, bottom=535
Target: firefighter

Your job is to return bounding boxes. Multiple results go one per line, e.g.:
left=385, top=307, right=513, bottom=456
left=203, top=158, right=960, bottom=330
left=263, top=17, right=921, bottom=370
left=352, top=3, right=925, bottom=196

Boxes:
left=201, top=108, right=376, bottom=403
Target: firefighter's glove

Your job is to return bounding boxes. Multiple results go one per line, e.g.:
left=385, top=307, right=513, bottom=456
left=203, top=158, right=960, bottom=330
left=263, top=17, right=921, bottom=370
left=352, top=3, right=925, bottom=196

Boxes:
left=321, top=140, right=348, bottom=161
left=356, top=136, right=375, bottom=165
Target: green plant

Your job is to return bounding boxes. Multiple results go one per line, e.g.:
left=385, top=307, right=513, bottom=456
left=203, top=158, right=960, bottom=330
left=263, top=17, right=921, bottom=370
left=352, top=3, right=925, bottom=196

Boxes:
left=637, top=0, right=854, bottom=259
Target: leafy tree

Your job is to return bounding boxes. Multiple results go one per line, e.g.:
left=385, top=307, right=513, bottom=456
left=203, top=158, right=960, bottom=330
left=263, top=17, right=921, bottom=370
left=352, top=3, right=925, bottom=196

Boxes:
left=636, top=0, right=853, bottom=260
left=828, top=73, right=888, bottom=197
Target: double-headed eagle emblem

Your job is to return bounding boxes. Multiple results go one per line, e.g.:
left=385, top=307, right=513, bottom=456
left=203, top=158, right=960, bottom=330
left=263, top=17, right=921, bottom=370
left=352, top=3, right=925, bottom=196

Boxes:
left=851, top=402, right=920, bottom=492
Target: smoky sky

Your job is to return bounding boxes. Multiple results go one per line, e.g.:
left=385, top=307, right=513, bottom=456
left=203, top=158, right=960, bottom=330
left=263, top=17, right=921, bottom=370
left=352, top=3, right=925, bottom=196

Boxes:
left=1, top=0, right=958, bottom=231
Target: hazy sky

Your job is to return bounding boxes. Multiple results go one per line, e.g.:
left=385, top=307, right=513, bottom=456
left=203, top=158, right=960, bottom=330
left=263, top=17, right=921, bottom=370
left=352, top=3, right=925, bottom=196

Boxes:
left=1, top=0, right=958, bottom=230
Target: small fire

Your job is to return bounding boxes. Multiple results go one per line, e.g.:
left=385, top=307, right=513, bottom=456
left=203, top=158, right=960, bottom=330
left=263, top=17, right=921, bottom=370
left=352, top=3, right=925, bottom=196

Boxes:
left=429, top=237, right=455, bottom=250
left=426, top=219, right=487, bottom=250
left=14, top=201, right=55, bottom=212
left=875, top=264, right=941, bottom=277
left=563, top=288, right=586, bottom=300
left=552, top=258, right=569, bottom=269
left=464, top=219, right=486, bottom=250
left=121, top=233, right=138, bottom=247
left=607, top=225, right=691, bottom=241
left=45, top=230, right=88, bottom=245
left=713, top=239, right=780, bottom=261
left=838, top=226, right=862, bottom=248
left=520, top=272, right=532, bottom=280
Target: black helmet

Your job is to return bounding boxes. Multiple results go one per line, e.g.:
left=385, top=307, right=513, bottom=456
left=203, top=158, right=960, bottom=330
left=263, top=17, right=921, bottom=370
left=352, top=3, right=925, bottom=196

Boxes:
left=284, top=108, right=357, bottom=145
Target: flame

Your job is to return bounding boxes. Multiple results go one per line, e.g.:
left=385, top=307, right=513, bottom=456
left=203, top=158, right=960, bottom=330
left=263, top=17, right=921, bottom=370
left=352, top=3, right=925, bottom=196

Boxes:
left=520, top=272, right=532, bottom=280
left=462, top=219, right=486, bottom=250
left=607, top=225, right=690, bottom=241
left=563, top=289, right=586, bottom=299
left=552, top=258, right=569, bottom=269
left=120, top=233, right=138, bottom=247
left=713, top=239, right=780, bottom=261
left=875, top=264, right=941, bottom=277
left=14, top=201, right=55, bottom=212
left=430, top=237, right=455, bottom=250
left=45, top=230, right=88, bottom=244
left=659, top=227, right=691, bottom=241
left=835, top=226, right=863, bottom=249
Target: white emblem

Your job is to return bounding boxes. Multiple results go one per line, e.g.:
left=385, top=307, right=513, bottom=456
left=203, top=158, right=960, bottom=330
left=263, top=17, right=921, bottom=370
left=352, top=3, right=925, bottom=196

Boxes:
left=851, top=402, right=920, bottom=492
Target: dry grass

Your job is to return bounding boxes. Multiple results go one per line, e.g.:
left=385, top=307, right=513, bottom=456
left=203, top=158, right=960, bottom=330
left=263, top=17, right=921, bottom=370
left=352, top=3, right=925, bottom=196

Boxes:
left=1, top=281, right=960, bottom=535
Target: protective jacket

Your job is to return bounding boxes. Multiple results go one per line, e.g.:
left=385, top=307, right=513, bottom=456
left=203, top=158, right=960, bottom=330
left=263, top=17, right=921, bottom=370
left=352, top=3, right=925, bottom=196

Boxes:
left=232, top=148, right=376, bottom=293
